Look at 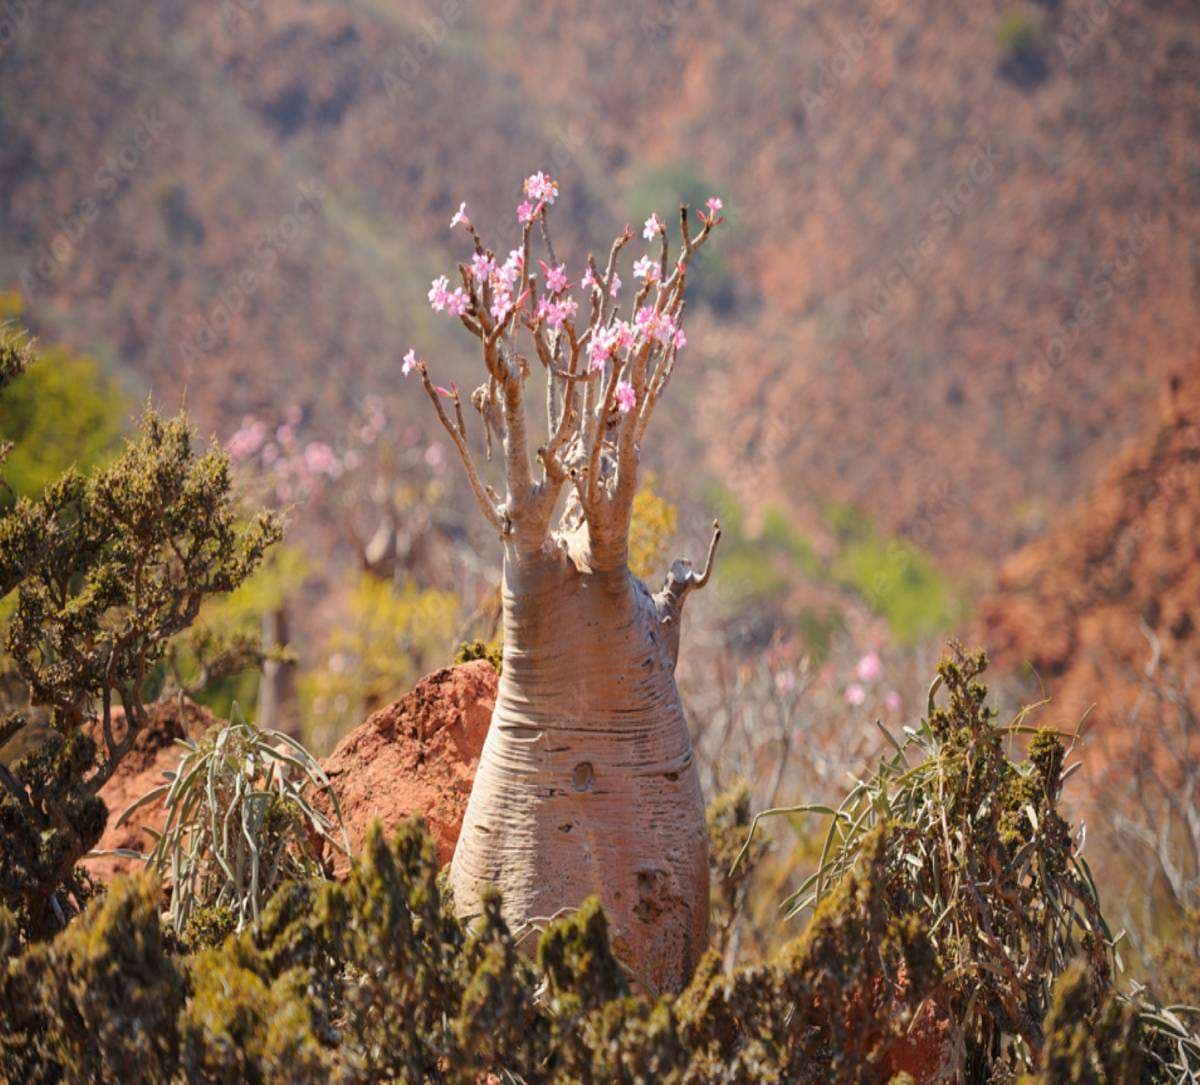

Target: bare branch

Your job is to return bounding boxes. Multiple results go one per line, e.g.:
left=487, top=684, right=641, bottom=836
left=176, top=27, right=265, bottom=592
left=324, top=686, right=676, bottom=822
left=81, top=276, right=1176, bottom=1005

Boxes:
left=418, top=363, right=504, bottom=534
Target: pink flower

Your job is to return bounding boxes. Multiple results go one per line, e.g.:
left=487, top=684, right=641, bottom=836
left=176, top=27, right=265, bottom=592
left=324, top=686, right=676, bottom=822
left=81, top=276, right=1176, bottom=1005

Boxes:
left=303, top=441, right=339, bottom=476
left=445, top=287, right=470, bottom=317
left=228, top=417, right=267, bottom=461
left=642, top=212, right=664, bottom=240
left=706, top=196, right=723, bottom=213
left=856, top=651, right=883, bottom=682
left=884, top=690, right=902, bottom=713
left=615, top=380, right=636, bottom=413
left=775, top=670, right=797, bottom=694
left=587, top=324, right=621, bottom=370
left=498, top=250, right=522, bottom=286
left=540, top=260, right=569, bottom=294
left=673, top=327, right=687, bottom=350
left=490, top=285, right=514, bottom=322
left=471, top=253, right=495, bottom=282
left=844, top=683, right=866, bottom=706
left=635, top=305, right=660, bottom=335
left=632, top=255, right=660, bottom=281
left=539, top=296, right=578, bottom=329
left=435, top=381, right=457, bottom=399
left=428, top=275, right=450, bottom=312
left=449, top=202, right=470, bottom=229
left=610, top=272, right=622, bottom=296
left=523, top=171, right=558, bottom=205
left=517, top=200, right=537, bottom=225
left=402, top=348, right=418, bottom=376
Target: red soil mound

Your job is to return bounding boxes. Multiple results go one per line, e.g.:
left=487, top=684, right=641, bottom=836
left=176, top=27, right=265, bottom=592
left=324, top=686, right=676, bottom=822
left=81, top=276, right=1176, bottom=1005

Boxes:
left=976, top=364, right=1200, bottom=755
left=313, top=661, right=497, bottom=874
left=84, top=698, right=219, bottom=883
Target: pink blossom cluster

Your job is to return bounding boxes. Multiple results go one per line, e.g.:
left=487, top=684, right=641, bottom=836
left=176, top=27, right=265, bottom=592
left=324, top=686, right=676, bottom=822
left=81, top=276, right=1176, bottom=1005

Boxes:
left=586, top=320, right=636, bottom=371
left=632, top=255, right=661, bottom=282
left=409, top=173, right=726, bottom=408
left=536, top=294, right=578, bottom=329
left=843, top=650, right=902, bottom=712
left=635, top=305, right=686, bottom=349
left=227, top=405, right=351, bottom=504
left=428, top=275, right=469, bottom=317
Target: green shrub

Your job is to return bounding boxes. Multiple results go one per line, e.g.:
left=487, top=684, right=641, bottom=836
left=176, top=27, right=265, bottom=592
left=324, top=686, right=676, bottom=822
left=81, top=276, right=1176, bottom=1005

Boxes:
left=0, top=321, right=281, bottom=941
left=2, top=657, right=1198, bottom=1084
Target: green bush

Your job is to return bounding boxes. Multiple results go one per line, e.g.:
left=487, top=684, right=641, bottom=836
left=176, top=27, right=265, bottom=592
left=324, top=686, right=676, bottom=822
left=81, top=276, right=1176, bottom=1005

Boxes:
left=2, top=656, right=1198, bottom=1084
left=0, top=322, right=280, bottom=942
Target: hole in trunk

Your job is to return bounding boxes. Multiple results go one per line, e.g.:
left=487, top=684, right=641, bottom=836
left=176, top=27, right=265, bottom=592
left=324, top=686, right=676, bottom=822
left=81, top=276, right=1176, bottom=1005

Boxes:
left=572, top=762, right=594, bottom=792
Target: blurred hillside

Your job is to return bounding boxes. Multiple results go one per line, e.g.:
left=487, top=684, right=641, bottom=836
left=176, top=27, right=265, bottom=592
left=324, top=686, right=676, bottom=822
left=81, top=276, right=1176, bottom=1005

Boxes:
left=978, top=363, right=1199, bottom=740
left=0, top=0, right=1196, bottom=598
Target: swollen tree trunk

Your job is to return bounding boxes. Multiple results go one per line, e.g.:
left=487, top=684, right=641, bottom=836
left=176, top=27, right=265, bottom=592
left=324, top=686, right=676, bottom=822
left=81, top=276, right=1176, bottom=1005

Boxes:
left=412, top=173, right=726, bottom=990
left=450, top=539, right=709, bottom=990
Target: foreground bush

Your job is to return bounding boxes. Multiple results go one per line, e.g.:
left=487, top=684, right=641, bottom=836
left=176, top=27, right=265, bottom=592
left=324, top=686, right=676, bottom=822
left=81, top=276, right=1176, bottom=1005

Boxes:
left=3, top=650, right=1197, bottom=1084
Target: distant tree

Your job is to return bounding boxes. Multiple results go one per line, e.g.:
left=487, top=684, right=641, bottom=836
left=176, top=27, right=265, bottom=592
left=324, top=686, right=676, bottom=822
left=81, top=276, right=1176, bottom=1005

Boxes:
left=408, top=173, right=725, bottom=989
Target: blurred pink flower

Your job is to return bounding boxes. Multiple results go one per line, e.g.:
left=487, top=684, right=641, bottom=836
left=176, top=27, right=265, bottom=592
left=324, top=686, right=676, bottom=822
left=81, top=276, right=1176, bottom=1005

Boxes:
left=856, top=651, right=883, bottom=682
left=517, top=200, right=537, bottom=224
left=540, top=260, right=569, bottom=293
left=428, top=275, right=450, bottom=312
left=615, top=380, right=636, bottom=413
left=284, top=404, right=303, bottom=426
left=402, top=348, right=418, bottom=376
left=303, top=441, right=339, bottom=477
left=471, top=253, right=495, bottom=282
left=844, top=683, right=866, bottom=706
left=885, top=690, right=902, bottom=713
left=227, top=417, right=267, bottom=461
left=643, top=212, right=664, bottom=240
left=706, top=196, right=723, bottom=213
left=445, top=288, right=470, bottom=317
left=275, top=424, right=294, bottom=448
left=673, top=327, right=687, bottom=350
left=775, top=670, right=797, bottom=694
left=449, top=202, right=470, bottom=229
left=490, top=285, right=514, bottom=322
left=632, top=255, right=660, bottom=281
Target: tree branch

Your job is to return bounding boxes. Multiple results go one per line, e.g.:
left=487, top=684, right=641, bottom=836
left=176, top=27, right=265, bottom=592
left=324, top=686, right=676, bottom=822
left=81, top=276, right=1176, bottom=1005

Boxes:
left=417, top=363, right=504, bottom=535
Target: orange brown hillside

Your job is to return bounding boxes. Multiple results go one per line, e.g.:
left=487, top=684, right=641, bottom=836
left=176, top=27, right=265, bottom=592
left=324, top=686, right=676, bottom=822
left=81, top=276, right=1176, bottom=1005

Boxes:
left=976, top=362, right=1200, bottom=754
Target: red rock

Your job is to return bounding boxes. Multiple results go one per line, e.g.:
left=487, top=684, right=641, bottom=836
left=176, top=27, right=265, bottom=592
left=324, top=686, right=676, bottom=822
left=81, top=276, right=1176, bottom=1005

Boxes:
left=83, top=698, right=219, bottom=883
left=312, top=661, right=497, bottom=874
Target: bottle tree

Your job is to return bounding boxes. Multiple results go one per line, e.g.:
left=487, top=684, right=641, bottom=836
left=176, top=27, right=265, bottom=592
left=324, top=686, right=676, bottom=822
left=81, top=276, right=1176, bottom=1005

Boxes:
left=408, top=174, right=724, bottom=990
